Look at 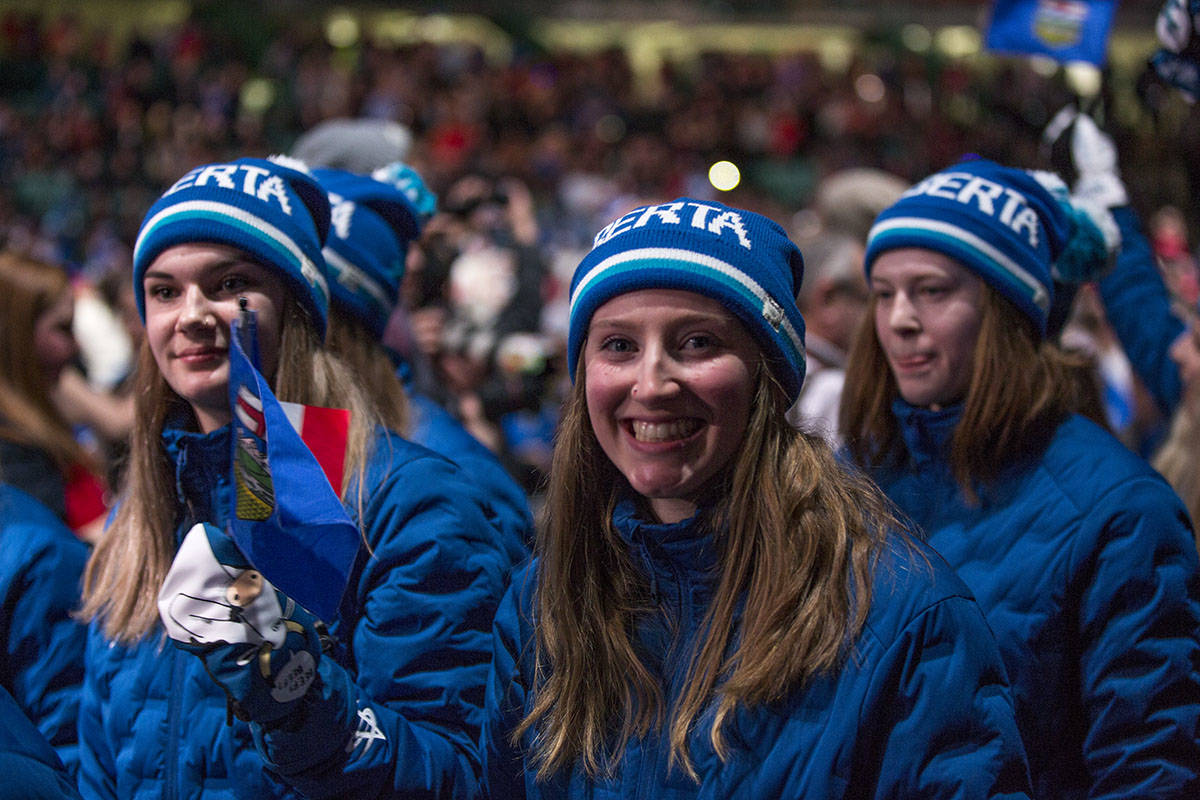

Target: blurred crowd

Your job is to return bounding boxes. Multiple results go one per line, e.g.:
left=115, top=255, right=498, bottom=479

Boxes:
left=2, top=7, right=1200, bottom=495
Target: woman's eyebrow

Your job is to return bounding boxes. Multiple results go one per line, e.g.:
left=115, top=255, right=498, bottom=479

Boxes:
left=144, top=257, right=246, bottom=282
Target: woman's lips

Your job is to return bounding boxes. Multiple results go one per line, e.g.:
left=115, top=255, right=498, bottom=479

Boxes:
left=177, top=347, right=226, bottom=364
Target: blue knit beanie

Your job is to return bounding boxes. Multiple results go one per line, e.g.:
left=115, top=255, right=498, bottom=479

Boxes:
left=133, top=156, right=333, bottom=337
left=567, top=198, right=807, bottom=401
left=313, top=166, right=429, bottom=339
left=864, top=158, right=1073, bottom=337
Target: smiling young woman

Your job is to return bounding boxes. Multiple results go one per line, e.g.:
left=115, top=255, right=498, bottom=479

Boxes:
left=481, top=197, right=1032, bottom=798
left=77, top=157, right=515, bottom=799
left=841, top=158, right=1200, bottom=798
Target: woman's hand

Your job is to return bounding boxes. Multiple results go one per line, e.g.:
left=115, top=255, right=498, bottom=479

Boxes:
left=157, top=522, right=327, bottom=724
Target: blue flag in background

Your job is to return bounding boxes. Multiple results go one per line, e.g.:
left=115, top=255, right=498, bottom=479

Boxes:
left=228, top=307, right=358, bottom=622
left=986, top=0, right=1117, bottom=66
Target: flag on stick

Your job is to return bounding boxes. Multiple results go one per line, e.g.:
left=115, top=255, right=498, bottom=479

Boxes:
left=227, top=304, right=358, bottom=621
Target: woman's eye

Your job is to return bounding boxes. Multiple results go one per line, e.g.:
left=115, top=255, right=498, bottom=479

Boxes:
left=219, top=275, right=248, bottom=293
left=871, top=288, right=893, bottom=301
left=599, top=336, right=634, bottom=353
left=682, top=334, right=714, bottom=350
left=148, top=285, right=176, bottom=301
left=919, top=285, right=947, bottom=298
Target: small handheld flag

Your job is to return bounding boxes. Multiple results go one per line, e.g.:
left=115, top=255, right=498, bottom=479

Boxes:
left=986, top=0, right=1117, bottom=67
left=227, top=300, right=358, bottom=621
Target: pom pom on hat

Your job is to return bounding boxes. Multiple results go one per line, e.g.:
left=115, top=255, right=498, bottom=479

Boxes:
left=865, top=158, right=1072, bottom=337
left=1026, top=169, right=1119, bottom=284
left=567, top=198, right=807, bottom=402
left=372, top=162, right=438, bottom=225
left=314, top=166, right=428, bottom=339
left=133, top=155, right=333, bottom=337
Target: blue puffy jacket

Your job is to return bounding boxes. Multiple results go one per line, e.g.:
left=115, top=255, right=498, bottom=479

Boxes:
left=0, top=684, right=81, bottom=800
left=78, top=421, right=516, bottom=799
left=871, top=402, right=1200, bottom=799
left=482, top=499, right=1033, bottom=799
left=0, top=483, right=87, bottom=775
left=408, top=390, right=534, bottom=560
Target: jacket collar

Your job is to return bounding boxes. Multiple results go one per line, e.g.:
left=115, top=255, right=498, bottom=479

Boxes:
left=161, top=413, right=232, bottom=534
left=892, top=398, right=962, bottom=468
left=612, top=496, right=719, bottom=589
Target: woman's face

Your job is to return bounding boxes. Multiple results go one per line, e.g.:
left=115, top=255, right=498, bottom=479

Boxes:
left=584, top=289, right=758, bottom=524
left=33, top=289, right=78, bottom=384
left=871, top=248, right=985, bottom=410
left=143, top=243, right=287, bottom=433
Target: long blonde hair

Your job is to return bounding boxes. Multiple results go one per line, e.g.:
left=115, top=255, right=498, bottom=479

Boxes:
left=326, top=307, right=409, bottom=436
left=841, top=286, right=1107, bottom=501
left=1153, top=401, right=1200, bottom=551
left=0, top=252, right=89, bottom=473
left=517, top=358, right=897, bottom=781
left=82, top=300, right=390, bottom=642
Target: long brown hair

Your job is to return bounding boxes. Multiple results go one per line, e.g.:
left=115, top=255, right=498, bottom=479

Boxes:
left=82, top=300, right=389, bottom=642
left=517, top=357, right=898, bottom=781
left=0, top=252, right=89, bottom=472
left=840, top=285, right=1107, bottom=500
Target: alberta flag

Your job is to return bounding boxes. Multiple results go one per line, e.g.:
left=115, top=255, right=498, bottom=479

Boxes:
left=228, top=307, right=358, bottom=622
left=986, top=0, right=1117, bottom=66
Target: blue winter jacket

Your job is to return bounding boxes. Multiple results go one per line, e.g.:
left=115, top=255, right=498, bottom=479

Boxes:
left=0, top=684, right=81, bottom=800
left=871, top=402, right=1200, bottom=799
left=408, top=390, right=534, bottom=560
left=0, top=483, right=88, bottom=775
left=482, top=499, right=1033, bottom=799
left=77, top=421, right=516, bottom=799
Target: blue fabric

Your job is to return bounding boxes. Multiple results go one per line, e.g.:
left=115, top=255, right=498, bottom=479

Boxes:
left=77, top=421, right=516, bottom=799
left=567, top=198, right=807, bottom=401
left=314, top=167, right=424, bottom=339
left=132, top=157, right=332, bottom=336
left=0, top=684, right=81, bottom=799
left=0, top=484, right=87, bottom=777
left=871, top=402, right=1200, bottom=799
left=482, top=502, right=1033, bottom=798
left=227, top=312, right=359, bottom=621
left=986, top=0, right=1117, bottom=66
left=865, top=158, right=1069, bottom=335
left=408, top=391, right=534, bottom=558
left=1097, top=206, right=1186, bottom=417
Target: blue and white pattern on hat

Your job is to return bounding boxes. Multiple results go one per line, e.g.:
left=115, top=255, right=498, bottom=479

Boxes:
left=865, top=158, right=1071, bottom=336
left=133, top=157, right=333, bottom=337
left=567, top=198, right=807, bottom=401
left=314, top=167, right=427, bottom=339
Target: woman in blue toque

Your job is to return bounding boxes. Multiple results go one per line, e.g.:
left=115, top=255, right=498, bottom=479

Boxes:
left=841, top=158, right=1200, bottom=798
left=77, top=156, right=516, bottom=799
left=481, top=197, right=1033, bottom=798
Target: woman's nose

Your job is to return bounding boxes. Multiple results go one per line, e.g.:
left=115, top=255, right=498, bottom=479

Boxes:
left=632, top=345, right=679, bottom=401
left=887, top=292, right=920, bottom=333
left=178, top=285, right=215, bottom=331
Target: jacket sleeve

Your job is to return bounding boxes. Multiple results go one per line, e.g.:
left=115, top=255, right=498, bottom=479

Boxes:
left=75, top=625, right=117, bottom=800
left=252, top=450, right=513, bottom=799
left=1096, top=206, right=1185, bottom=416
left=1, top=517, right=88, bottom=775
left=861, top=594, right=1033, bottom=799
left=1077, top=478, right=1200, bottom=798
left=479, top=567, right=534, bottom=800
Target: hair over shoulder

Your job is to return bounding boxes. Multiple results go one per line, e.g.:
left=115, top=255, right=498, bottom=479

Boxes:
left=518, top=358, right=901, bottom=781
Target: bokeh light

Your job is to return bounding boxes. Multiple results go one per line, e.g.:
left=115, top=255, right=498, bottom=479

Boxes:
left=709, top=160, right=741, bottom=192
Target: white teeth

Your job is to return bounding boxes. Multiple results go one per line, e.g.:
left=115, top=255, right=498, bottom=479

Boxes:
left=632, top=419, right=701, bottom=442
